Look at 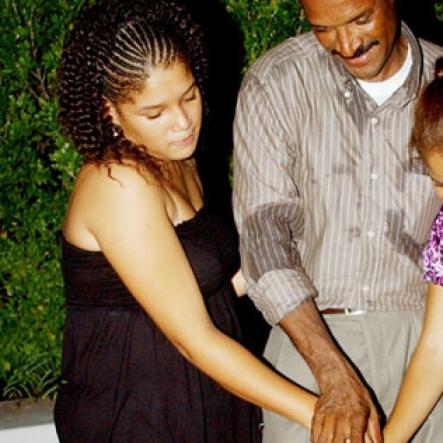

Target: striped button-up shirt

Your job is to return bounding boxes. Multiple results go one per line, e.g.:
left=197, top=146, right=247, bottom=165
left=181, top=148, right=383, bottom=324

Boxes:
left=233, top=24, right=443, bottom=325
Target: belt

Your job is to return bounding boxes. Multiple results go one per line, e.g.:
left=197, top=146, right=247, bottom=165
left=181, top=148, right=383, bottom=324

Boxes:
left=321, top=308, right=367, bottom=315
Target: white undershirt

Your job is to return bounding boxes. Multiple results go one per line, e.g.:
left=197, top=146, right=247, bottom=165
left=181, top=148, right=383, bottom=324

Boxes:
left=357, top=43, right=412, bottom=106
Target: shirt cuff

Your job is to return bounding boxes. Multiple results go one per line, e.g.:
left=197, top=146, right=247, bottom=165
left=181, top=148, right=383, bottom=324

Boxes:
left=247, top=269, right=318, bottom=325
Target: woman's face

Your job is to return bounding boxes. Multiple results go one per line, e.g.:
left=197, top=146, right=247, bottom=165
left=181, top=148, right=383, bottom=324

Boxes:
left=109, top=60, right=202, bottom=162
left=425, top=150, right=443, bottom=200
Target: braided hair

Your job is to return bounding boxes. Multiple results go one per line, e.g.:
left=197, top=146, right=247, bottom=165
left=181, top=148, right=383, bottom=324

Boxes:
left=58, top=0, right=208, bottom=178
left=412, top=57, right=443, bottom=160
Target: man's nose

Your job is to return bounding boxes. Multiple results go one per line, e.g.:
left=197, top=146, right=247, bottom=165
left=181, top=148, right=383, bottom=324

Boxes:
left=334, top=27, right=362, bottom=58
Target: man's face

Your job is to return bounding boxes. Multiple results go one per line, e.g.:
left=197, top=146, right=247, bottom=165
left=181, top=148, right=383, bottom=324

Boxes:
left=302, top=0, right=402, bottom=82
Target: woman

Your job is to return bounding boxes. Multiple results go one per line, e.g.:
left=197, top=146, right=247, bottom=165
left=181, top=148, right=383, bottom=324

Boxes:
left=53, top=0, right=316, bottom=441
left=384, top=59, right=443, bottom=443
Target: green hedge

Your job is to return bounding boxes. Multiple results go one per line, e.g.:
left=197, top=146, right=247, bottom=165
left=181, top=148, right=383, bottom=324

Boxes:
left=0, top=0, right=442, bottom=400
left=225, top=0, right=308, bottom=69
left=0, top=0, right=86, bottom=399
left=436, top=1, right=443, bottom=21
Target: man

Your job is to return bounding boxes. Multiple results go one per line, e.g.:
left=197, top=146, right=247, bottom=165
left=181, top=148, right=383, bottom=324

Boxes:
left=233, top=0, right=443, bottom=442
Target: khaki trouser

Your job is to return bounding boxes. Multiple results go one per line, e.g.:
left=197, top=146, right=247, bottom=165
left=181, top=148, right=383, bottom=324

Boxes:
left=263, top=310, right=443, bottom=443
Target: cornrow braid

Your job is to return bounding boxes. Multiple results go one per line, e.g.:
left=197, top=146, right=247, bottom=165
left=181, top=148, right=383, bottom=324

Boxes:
left=58, top=0, right=208, bottom=178
left=102, top=21, right=179, bottom=101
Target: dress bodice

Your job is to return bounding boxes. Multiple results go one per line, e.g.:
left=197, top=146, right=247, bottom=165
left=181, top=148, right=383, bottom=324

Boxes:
left=61, top=205, right=240, bottom=308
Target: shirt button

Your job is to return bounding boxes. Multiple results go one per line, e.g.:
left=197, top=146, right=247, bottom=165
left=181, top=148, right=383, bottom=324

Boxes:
left=367, top=230, right=375, bottom=238
left=370, top=172, right=378, bottom=180
left=371, top=117, right=379, bottom=125
left=362, top=285, right=370, bottom=292
left=344, top=90, right=352, bottom=99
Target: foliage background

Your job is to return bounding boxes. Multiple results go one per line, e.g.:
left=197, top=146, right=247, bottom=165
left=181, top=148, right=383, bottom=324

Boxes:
left=435, top=1, right=443, bottom=21
left=0, top=0, right=442, bottom=399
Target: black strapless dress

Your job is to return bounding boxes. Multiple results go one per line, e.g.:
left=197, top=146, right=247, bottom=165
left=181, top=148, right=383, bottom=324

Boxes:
left=54, top=205, right=262, bottom=443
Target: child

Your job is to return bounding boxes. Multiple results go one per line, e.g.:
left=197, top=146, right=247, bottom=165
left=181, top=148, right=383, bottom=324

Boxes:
left=384, top=58, right=443, bottom=443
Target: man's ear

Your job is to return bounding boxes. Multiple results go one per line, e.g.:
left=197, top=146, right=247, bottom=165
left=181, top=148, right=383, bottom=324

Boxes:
left=104, top=99, right=120, bottom=126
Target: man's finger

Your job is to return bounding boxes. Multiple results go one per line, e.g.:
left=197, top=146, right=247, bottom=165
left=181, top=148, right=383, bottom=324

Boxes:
left=367, top=409, right=383, bottom=443
left=332, top=417, right=351, bottom=443
left=317, top=414, right=336, bottom=443
left=349, top=415, right=367, bottom=443
left=311, top=412, right=326, bottom=443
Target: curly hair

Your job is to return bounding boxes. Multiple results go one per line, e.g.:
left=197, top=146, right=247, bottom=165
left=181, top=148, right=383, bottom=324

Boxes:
left=58, top=0, right=208, bottom=178
left=412, top=57, right=443, bottom=160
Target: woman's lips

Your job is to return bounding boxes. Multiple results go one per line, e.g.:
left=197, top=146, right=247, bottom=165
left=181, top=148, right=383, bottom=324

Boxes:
left=172, top=131, right=195, bottom=147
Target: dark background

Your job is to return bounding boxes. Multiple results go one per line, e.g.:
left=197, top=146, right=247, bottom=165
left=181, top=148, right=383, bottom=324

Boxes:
left=399, top=1, right=443, bottom=46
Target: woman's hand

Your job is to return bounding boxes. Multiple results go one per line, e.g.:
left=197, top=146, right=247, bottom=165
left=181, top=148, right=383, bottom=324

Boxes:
left=231, top=270, right=246, bottom=297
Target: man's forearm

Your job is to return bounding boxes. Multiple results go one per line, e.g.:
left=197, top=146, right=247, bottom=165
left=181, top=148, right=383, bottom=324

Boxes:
left=279, top=298, right=357, bottom=386
left=279, top=298, right=383, bottom=443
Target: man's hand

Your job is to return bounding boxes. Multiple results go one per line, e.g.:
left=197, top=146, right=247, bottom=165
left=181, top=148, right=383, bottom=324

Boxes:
left=279, top=299, right=383, bottom=443
left=311, top=368, right=382, bottom=443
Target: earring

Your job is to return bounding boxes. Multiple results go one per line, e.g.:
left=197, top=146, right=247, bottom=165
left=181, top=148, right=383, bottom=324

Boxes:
left=112, top=126, right=119, bottom=138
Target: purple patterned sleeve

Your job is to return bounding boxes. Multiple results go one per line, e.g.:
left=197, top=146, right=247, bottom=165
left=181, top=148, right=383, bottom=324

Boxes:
left=423, top=205, right=443, bottom=286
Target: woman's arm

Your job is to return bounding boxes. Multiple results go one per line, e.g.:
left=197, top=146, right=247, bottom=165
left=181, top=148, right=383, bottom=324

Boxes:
left=83, top=165, right=316, bottom=428
left=384, top=284, right=443, bottom=443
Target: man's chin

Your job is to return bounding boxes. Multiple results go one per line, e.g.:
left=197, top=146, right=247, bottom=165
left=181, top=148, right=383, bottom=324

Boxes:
left=339, top=61, right=382, bottom=82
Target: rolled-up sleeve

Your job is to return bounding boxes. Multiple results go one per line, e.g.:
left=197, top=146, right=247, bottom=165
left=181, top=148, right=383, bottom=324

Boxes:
left=233, top=72, right=317, bottom=325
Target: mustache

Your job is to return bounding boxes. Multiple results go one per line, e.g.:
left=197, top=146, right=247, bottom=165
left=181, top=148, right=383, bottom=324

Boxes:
left=332, top=40, right=379, bottom=59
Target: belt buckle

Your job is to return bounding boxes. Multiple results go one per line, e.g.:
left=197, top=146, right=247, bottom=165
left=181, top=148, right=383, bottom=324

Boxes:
left=344, top=308, right=366, bottom=316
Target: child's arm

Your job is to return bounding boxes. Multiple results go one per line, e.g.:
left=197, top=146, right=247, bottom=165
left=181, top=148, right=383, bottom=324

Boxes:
left=384, top=284, right=443, bottom=443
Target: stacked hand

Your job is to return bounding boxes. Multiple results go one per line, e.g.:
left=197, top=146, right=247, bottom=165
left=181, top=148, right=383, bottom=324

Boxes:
left=311, top=375, right=382, bottom=443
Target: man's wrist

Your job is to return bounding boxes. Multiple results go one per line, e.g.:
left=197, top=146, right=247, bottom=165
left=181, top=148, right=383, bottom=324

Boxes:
left=314, top=355, right=360, bottom=388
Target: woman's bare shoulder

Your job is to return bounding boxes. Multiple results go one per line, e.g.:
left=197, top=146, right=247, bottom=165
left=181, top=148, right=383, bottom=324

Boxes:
left=65, top=162, right=169, bottom=247
left=77, top=162, right=161, bottom=190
